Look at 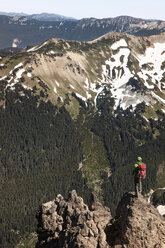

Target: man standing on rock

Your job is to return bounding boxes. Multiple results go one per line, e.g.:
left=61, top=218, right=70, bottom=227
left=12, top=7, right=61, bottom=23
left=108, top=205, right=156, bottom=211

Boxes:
left=133, top=157, right=146, bottom=197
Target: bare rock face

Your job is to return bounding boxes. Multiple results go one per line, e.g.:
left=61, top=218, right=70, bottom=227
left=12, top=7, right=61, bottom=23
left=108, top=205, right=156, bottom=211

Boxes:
left=106, top=192, right=165, bottom=248
left=36, top=190, right=111, bottom=248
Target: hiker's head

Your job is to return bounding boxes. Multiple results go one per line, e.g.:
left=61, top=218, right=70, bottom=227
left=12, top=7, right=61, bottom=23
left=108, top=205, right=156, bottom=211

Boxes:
left=137, top=156, right=142, bottom=162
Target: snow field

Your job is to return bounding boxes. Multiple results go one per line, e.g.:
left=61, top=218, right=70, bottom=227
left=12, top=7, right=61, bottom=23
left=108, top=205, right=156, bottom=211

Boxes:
left=137, top=43, right=165, bottom=91
left=98, top=39, right=165, bottom=110
left=100, top=39, right=136, bottom=109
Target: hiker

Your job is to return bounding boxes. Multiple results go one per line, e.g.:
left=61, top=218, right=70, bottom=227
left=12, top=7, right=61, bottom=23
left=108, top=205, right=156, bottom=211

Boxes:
left=133, top=157, right=146, bottom=197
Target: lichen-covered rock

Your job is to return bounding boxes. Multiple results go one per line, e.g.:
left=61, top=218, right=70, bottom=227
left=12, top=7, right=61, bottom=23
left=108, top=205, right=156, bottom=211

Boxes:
left=36, top=190, right=111, bottom=248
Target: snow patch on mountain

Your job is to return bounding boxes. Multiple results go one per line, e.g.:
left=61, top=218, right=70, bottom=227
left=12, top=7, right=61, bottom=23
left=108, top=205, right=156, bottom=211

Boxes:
left=27, top=41, right=48, bottom=52
left=50, top=50, right=55, bottom=54
left=14, top=63, right=23, bottom=69
left=111, top=39, right=128, bottom=50
left=111, top=85, right=151, bottom=110
left=70, top=84, right=75, bottom=89
left=157, top=205, right=165, bottom=216
left=137, top=42, right=165, bottom=91
left=151, top=92, right=165, bottom=104
left=94, top=86, right=104, bottom=105
left=75, top=93, right=86, bottom=102
left=84, top=78, right=92, bottom=99
left=7, top=76, right=13, bottom=84
left=12, top=38, right=21, bottom=48
left=86, top=91, right=92, bottom=99
left=84, top=77, right=89, bottom=89
left=22, top=84, right=32, bottom=90
left=27, top=72, right=32, bottom=77
left=100, top=39, right=137, bottom=109
left=104, top=46, right=133, bottom=88
left=0, top=76, right=7, bottom=81
left=56, top=81, right=60, bottom=87
left=97, top=39, right=165, bottom=110
left=143, top=80, right=154, bottom=89
left=6, top=81, right=17, bottom=90
left=148, top=188, right=165, bottom=216
left=54, top=87, right=57, bottom=94
left=84, top=78, right=99, bottom=94
left=15, top=68, right=25, bottom=80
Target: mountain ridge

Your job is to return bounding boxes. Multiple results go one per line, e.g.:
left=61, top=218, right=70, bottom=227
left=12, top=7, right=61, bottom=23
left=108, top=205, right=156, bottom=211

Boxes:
left=0, top=14, right=165, bottom=49
left=1, top=12, right=165, bottom=22
left=0, top=32, right=165, bottom=117
left=0, top=11, right=77, bottom=21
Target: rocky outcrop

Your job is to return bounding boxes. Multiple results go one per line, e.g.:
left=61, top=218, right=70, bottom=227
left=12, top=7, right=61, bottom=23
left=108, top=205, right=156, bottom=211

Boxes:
left=106, top=192, right=165, bottom=248
left=36, top=190, right=111, bottom=248
left=36, top=191, right=165, bottom=248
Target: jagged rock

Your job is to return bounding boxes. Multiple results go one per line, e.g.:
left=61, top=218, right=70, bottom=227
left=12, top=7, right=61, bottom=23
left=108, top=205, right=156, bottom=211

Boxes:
left=36, top=191, right=165, bottom=248
left=106, top=192, right=165, bottom=248
left=36, top=190, right=111, bottom=248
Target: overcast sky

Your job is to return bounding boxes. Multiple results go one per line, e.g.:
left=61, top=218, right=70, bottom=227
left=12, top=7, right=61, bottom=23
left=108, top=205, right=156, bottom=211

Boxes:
left=1, top=0, right=164, bottom=20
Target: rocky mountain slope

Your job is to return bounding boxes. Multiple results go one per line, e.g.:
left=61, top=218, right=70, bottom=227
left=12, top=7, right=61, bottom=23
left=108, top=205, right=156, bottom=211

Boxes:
left=0, top=15, right=165, bottom=49
left=36, top=190, right=165, bottom=248
left=0, top=32, right=165, bottom=116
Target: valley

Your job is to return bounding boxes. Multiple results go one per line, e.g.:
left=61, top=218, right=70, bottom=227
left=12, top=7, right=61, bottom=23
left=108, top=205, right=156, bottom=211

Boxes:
left=0, top=31, right=165, bottom=247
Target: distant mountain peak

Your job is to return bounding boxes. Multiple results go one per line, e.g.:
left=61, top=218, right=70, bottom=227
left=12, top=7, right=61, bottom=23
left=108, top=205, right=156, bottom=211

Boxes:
left=0, top=11, right=77, bottom=22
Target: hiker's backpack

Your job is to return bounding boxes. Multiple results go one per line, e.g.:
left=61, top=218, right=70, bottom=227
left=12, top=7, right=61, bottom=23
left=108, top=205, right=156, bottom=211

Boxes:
left=138, top=163, right=146, bottom=179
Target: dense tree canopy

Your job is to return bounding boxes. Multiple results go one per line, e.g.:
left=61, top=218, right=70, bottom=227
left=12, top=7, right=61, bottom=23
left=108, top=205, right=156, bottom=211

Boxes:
left=0, top=82, right=165, bottom=247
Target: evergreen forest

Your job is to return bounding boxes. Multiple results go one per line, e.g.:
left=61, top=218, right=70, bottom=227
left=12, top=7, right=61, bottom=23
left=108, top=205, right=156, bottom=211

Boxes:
left=0, top=79, right=165, bottom=247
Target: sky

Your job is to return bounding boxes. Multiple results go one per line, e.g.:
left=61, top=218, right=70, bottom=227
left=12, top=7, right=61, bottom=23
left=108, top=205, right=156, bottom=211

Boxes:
left=0, top=0, right=165, bottom=21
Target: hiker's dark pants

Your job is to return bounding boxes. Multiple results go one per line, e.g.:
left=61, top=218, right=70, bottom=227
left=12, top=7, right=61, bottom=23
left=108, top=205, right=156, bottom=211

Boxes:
left=134, top=176, right=142, bottom=197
